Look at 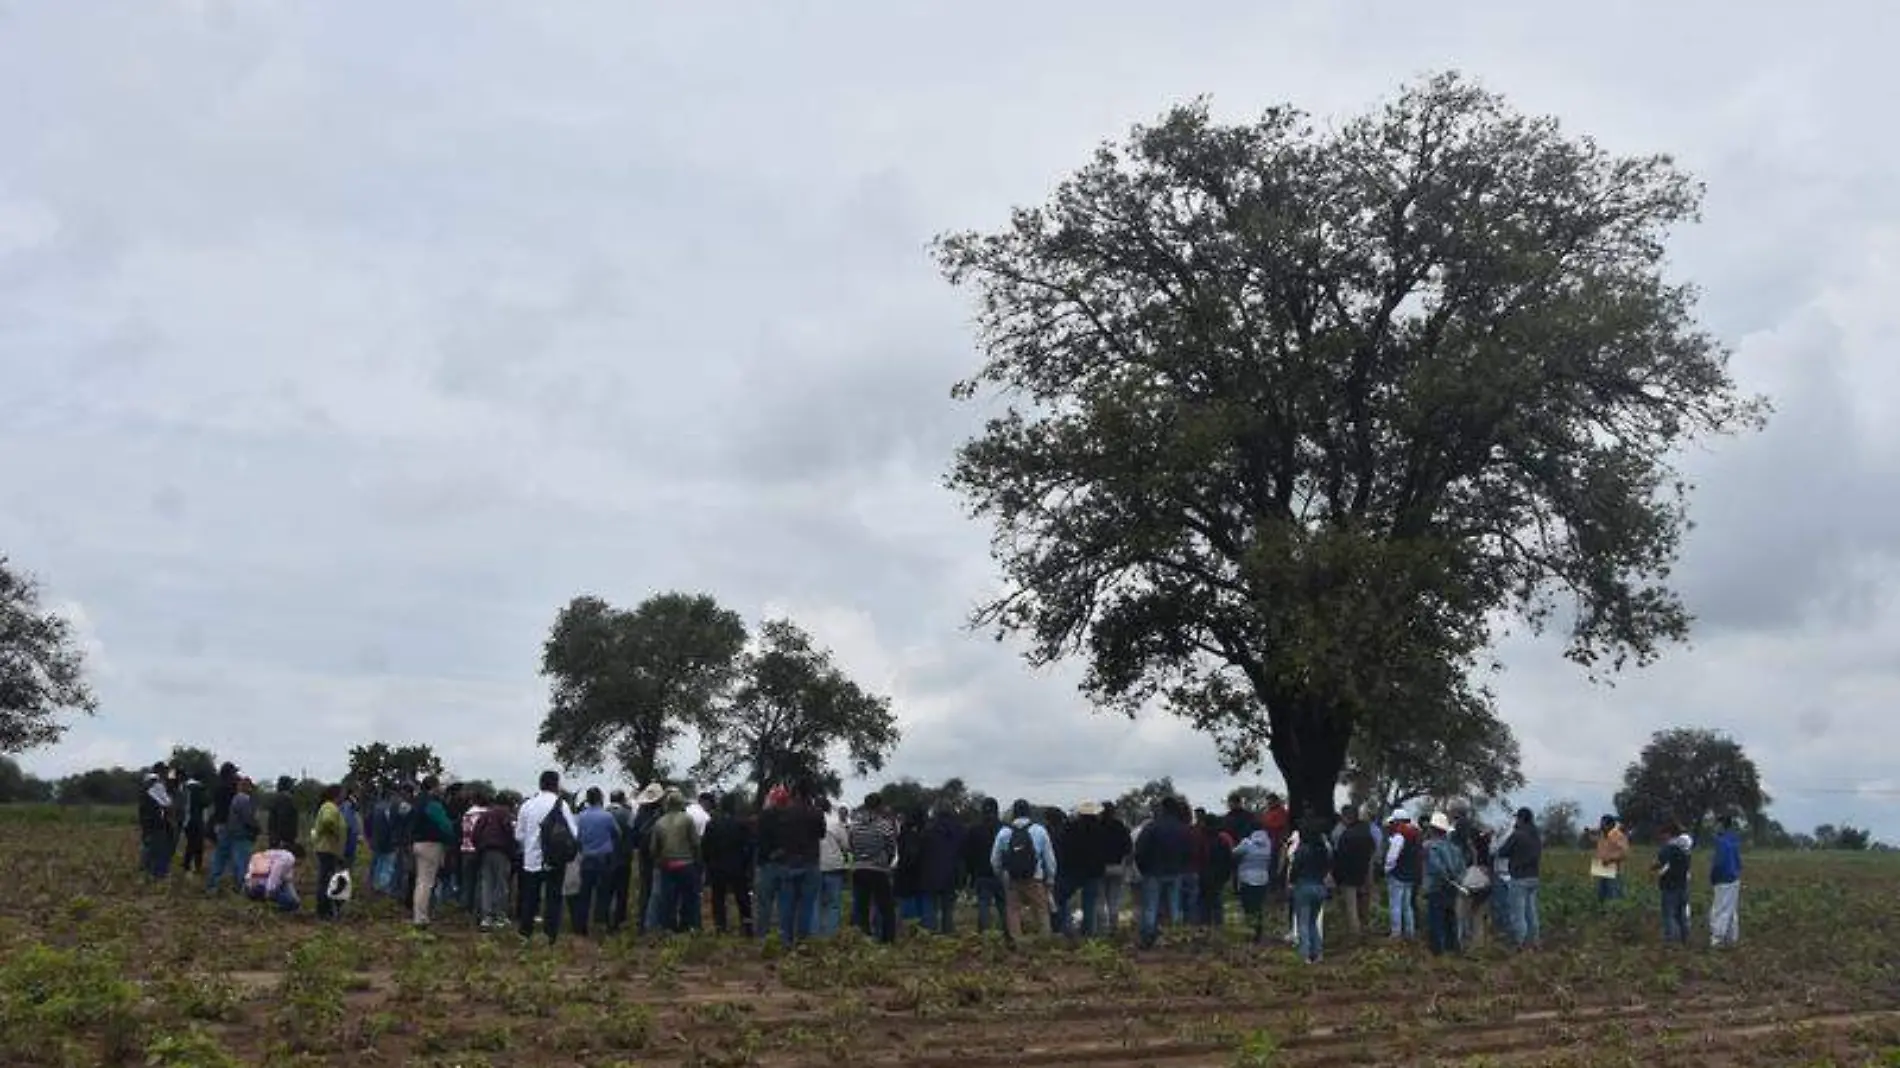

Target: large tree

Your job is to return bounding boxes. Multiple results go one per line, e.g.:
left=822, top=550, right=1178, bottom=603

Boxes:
left=166, top=745, right=221, bottom=785
left=539, top=592, right=749, bottom=789
left=935, top=74, right=1764, bottom=818
left=1, top=557, right=98, bottom=754
left=1341, top=699, right=1524, bottom=814
left=693, top=619, right=899, bottom=807
left=344, top=742, right=445, bottom=794
left=876, top=776, right=989, bottom=821
left=1613, top=728, right=1767, bottom=840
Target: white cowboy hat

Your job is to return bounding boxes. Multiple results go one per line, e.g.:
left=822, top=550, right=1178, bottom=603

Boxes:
left=1387, top=809, right=1412, bottom=824
left=1429, top=811, right=1455, bottom=833
left=1075, top=800, right=1103, bottom=817
left=635, top=783, right=666, bottom=805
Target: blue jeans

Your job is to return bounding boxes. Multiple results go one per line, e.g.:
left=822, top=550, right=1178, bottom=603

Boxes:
left=1056, top=877, right=1103, bottom=936
left=1660, top=886, right=1689, bottom=943
left=973, top=876, right=1007, bottom=934
left=1180, top=876, right=1200, bottom=926
left=818, top=871, right=846, bottom=936
left=1510, top=877, right=1542, bottom=946
left=778, top=865, right=821, bottom=945
left=656, top=864, right=703, bottom=933
left=1387, top=880, right=1417, bottom=937
left=371, top=850, right=397, bottom=895
left=206, top=831, right=254, bottom=892
left=1139, top=874, right=1183, bottom=947
left=575, top=856, right=612, bottom=937
left=1596, top=876, right=1623, bottom=901
left=899, top=894, right=929, bottom=926
left=755, top=863, right=783, bottom=939
left=1293, top=882, right=1327, bottom=961
left=141, top=831, right=174, bottom=879
left=1426, top=889, right=1459, bottom=954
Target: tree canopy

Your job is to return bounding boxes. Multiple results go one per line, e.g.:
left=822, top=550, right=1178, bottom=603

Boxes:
left=694, top=619, right=899, bottom=807
left=936, top=73, right=1764, bottom=818
left=875, top=777, right=989, bottom=821
left=0, top=756, right=54, bottom=803
left=1342, top=700, right=1524, bottom=814
left=1112, top=777, right=1184, bottom=820
left=1613, top=727, right=1767, bottom=840
left=538, top=592, right=748, bottom=789
left=0, top=557, right=97, bottom=754
left=344, top=742, right=445, bottom=795
left=166, top=745, right=220, bottom=785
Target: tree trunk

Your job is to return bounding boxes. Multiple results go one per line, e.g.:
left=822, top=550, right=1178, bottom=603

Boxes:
left=1267, top=694, right=1353, bottom=826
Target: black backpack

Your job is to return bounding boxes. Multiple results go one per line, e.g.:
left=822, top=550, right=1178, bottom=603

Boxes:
left=539, top=799, right=578, bottom=869
left=1002, top=824, right=1039, bottom=879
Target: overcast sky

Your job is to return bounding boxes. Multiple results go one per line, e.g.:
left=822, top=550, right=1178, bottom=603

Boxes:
left=4, top=2, right=1896, bottom=838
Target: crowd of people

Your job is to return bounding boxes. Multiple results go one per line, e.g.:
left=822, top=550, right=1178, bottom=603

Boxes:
left=133, top=760, right=1747, bottom=958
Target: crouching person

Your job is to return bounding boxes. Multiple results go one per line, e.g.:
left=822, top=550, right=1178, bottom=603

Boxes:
left=246, top=842, right=304, bottom=912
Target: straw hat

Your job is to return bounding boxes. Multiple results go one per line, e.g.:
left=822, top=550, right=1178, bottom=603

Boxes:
left=1429, top=811, right=1455, bottom=833
left=635, top=783, right=666, bottom=806
left=1075, top=800, right=1103, bottom=817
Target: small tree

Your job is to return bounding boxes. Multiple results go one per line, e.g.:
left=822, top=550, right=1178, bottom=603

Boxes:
left=1614, top=728, right=1767, bottom=841
left=344, top=742, right=445, bottom=795
left=1343, top=704, right=1524, bottom=816
left=0, top=756, right=54, bottom=803
left=1539, top=799, right=1583, bottom=847
left=166, top=745, right=220, bottom=784
left=1112, top=777, right=1183, bottom=820
left=0, top=558, right=98, bottom=754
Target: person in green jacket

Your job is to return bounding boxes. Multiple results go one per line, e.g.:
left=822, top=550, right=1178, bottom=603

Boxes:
left=312, top=785, right=347, bottom=920
left=410, top=776, right=457, bottom=927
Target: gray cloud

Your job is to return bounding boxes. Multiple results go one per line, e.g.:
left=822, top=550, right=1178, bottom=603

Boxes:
left=3, top=1, right=1898, bottom=839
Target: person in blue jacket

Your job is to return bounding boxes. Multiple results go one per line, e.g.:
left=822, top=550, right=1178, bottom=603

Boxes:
left=1708, top=815, right=1743, bottom=948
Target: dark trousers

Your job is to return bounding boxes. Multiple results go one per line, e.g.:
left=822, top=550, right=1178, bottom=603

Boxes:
left=636, top=853, right=657, bottom=934
left=851, top=869, right=896, bottom=943
left=1426, top=889, right=1461, bottom=955
left=710, top=870, right=754, bottom=935
left=575, top=856, right=612, bottom=937
left=1198, top=877, right=1226, bottom=927
left=603, top=862, right=632, bottom=931
left=657, top=864, right=704, bottom=933
left=316, top=852, right=342, bottom=919
left=460, top=853, right=480, bottom=913
left=973, top=875, right=1007, bottom=933
left=517, top=869, right=565, bottom=943
left=180, top=828, right=206, bottom=872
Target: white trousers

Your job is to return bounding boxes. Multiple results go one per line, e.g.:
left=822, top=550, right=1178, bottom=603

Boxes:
left=1709, top=881, right=1740, bottom=946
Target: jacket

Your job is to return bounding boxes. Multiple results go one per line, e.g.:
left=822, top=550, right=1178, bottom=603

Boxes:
left=990, top=818, right=1057, bottom=882
left=472, top=805, right=515, bottom=855
left=918, top=814, right=965, bottom=893
left=893, top=820, right=926, bottom=896
left=1709, top=831, right=1742, bottom=885
left=181, top=781, right=206, bottom=832
left=577, top=806, right=620, bottom=859
left=267, top=793, right=299, bottom=848
left=1101, top=817, right=1134, bottom=874
left=208, top=778, right=236, bottom=830
left=701, top=814, right=755, bottom=878
left=1656, top=834, right=1692, bottom=891
left=1060, top=815, right=1110, bottom=881
left=410, top=795, right=456, bottom=846
left=820, top=811, right=851, bottom=872
left=1495, top=823, right=1543, bottom=879
left=1425, top=836, right=1465, bottom=894
left=650, top=810, right=701, bottom=865
left=962, top=817, right=1003, bottom=880
left=513, top=791, right=578, bottom=873
left=1333, top=821, right=1375, bottom=887
left=227, top=793, right=259, bottom=839
left=849, top=813, right=898, bottom=872
left=311, top=800, right=346, bottom=857
left=1234, top=830, right=1274, bottom=886
left=1593, top=825, right=1630, bottom=873
left=1133, top=813, right=1192, bottom=878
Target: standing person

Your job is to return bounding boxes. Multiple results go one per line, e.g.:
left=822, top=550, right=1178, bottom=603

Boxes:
left=458, top=789, right=489, bottom=919
left=1099, top=801, right=1133, bottom=934
left=267, top=776, right=300, bottom=851
left=918, top=806, right=965, bottom=934
left=1709, top=816, right=1743, bottom=948
left=849, top=795, right=900, bottom=943
left=573, top=787, right=621, bottom=938
left=1493, top=807, right=1543, bottom=948
left=650, top=790, right=704, bottom=933
left=1221, top=792, right=1259, bottom=852
left=990, top=799, right=1057, bottom=945
left=753, top=786, right=789, bottom=940
left=1197, top=812, right=1235, bottom=928
left=339, top=785, right=363, bottom=876
left=367, top=790, right=397, bottom=896
left=472, top=795, right=517, bottom=931
left=1654, top=820, right=1693, bottom=945
left=1233, top=827, right=1274, bottom=943
left=515, top=771, right=579, bottom=943
left=1288, top=816, right=1334, bottom=964
left=818, top=799, right=851, bottom=937
left=603, top=790, right=637, bottom=934
left=1134, top=798, right=1192, bottom=949
left=1056, top=802, right=1107, bottom=938
left=138, top=766, right=176, bottom=879
left=311, top=785, right=347, bottom=920
left=209, top=775, right=260, bottom=892
left=408, top=777, right=455, bottom=928
left=391, top=783, right=418, bottom=903
left=1260, top=793, right=1292, bottom=923
left=703, top=794, right=756, bottom=936
left=1332, top=806, right=1376, bottom=939
left=687, top=792, right=714, bottom=838
left=1383, top=811, right=1421, bottom=940
left=893, top=808, right=929, bottom=929
left=177, top=774, right=208, bottom=874
left=1423, top=812, right=1464, bottom=956
left=963, top=798, right=1007, bottom=935
left=774, top=785, right=827, bottom=945
left=1591, top=814, right=1630, bottom=901
left=203, top=763, right=240, bottom=889
left=629, top=783, right=665, bottom=934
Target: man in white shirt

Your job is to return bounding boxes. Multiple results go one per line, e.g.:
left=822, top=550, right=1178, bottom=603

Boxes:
left=514, top=770, right=579, bottom=944
left=687, top=792, right=714, bottom=837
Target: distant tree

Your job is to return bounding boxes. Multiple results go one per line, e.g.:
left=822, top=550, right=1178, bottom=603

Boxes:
left=875, top=777, right=989, bottom=821
left=1822, top=825, right=1871, bottom=851
left=693, top=619, right=900, bottom=808
left=1225, top=784, right=1281, bottom=813
left=165, top=745, right=219, bottom=784
left=1342, top=703, right=1524, bottom=816
left=1539, top=799, right=1583, bottom=847
left=1749, top=814, right=1794, bottom=850
left=0, top=557, right=98, bottom=754
left=1113, top=777, right=1183, bottom=820
left=539, top=592, right=748, bottom=789
left=1614, top=728, right=1767, bottom=841
left=344, top=742, right=445, bottom=796
left=54, top=766, right=145, bottom=806
left=935, top=75, right=1765, bottom=819
left=0, top=755, right=54, bottom=802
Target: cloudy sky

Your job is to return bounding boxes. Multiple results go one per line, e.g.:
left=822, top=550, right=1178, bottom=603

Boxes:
left=4, top=2, right=1896, bottom=838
